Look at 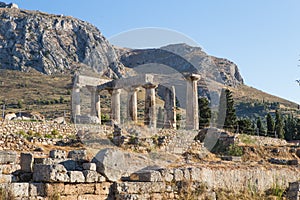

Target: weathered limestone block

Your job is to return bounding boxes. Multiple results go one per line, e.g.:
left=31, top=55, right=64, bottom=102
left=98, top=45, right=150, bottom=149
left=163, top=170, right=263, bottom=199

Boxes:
left=60, top=160, right=82, bottom=171
left=29, top=183, right=45, bottom=197
left=92, top=148, right=127, bottom=182
left=68, top=150, right=87, bottom=161
left=129, top=170, right=162, bottom=182
left=49, top=150, right=66, bottom=159
left=78, top=194, right=107, bottom=200
left=20, top=152, right=34, bottom=172
left=173, top=168, right=184, bottom=181
left=64, top=183, right=95, bottom=195
left=83, top=163, right=96, bottom=171
left=68, top=171, right=85, bottom=183
left=114, top=182, right=166, bottom=194
left=0, top=174, right=13, bottom=183
left=158, top=168, right=173, bottom=182
left=83, top=170, right=104, bottom=183
left=95, top=182, right=112, bottom=195
left=10, top=183, right=29, bottom=197
left=33, top=164, right=69, bottom=182
left=0, top=150, right=17, bottom=164
left=34, top=157, right=64, bottom=165
left=44, top=183, right=65, bottom=196
left=189, top=167, right=201, bottom=181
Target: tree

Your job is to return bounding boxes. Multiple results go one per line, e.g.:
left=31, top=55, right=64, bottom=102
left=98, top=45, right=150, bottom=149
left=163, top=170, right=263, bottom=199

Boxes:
left=237, top=118, right=253, bottom=134
left=198, top=97, right=211, bottom=129
left=217, top=89, right=237, bottom=131
left=266, top=113, right=275, bottom=137
left=275, top=110, right=285, bottom=139
left=256, top=117, right=266, bottom=136
left=284, top=114, right=297, bottom=141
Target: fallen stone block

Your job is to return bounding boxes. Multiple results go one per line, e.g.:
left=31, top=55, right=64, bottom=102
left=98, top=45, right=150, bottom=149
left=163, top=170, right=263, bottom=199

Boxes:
left=83, top=163, right=96, bottom=171
left=0, top=150, right=17, bottom=164
left=49, top=150, right=66, bottom=159
left=68, top=171, right=85, bottom=183
left=158, top=168, right=173, bottom=182
left=68, top=150, right=87, bottom=161
left=33, top=164, right=69, bottom=182
left=129, top=170, right=162, bottom=182
left=173, top=168, right=184, bottom=181
left=20, top=152, right=34, bottom=172
left=92, top=148, right=127, bottom=182
left=221, top=156, right=242, bottom=162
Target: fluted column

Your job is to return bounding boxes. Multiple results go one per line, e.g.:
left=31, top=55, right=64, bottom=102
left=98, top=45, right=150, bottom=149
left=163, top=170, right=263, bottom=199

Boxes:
left=164, top=86, right=176, bottom=129
left=186, top=74, right=201, bottom=130
left=143, top=84, right=157, bottom=129
left=127, top=88, right=138, bottom=123
left=109, top=89, right=121, bottom=124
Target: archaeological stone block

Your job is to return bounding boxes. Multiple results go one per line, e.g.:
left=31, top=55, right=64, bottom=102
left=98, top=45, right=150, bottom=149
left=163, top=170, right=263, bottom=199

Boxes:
left=64, top=183, right=95, bottom=195
left=33, top=164, right=69, bottom=182
left=49, top=150, right=66, bottom=159
left=83, top=170, right=102, bottom=183
left=95, top=182, right=112, bottom=195
left=29, top=183, right=45, bottom=197
left=68, top=171, right=85, bottom=183
left=20, top=152, right=34, bottom=172
left=92, top=148, right=127, bottom=182
left=10, top=183, right=29, bottom=197
left=129, top=170, right=162, bottom=182
left=59, top=160, right=80, bottom=171
left=68, top=150, right=87, bottom=161
left=173, top=168, right=184, bottom=181
left=83, top=163, right=96, bottom=171
left=158, top=168, right=173, bottom=182
left=0, top=150, right=17, bottom=164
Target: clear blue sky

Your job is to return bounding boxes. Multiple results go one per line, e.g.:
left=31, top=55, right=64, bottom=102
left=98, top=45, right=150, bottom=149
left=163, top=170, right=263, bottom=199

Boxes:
left=4, top=0, right=300, bottom=103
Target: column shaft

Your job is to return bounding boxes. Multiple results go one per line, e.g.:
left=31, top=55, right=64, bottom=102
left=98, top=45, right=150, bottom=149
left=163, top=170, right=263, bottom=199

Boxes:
left=144, top=84, right=157, bottom=129
left=128, top=88, right=138, bottom=123
left=72, top=86, right=81, bottom=117
left=164, top=86, right=176, bottom=129
left=186, top=75, right=200, bottom=130
left=110, top=89, right=121, bottom=124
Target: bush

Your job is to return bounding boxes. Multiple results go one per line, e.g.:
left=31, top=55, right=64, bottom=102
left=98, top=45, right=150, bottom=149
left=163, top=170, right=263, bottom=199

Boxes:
left=227, top=144, right=244, bottom=156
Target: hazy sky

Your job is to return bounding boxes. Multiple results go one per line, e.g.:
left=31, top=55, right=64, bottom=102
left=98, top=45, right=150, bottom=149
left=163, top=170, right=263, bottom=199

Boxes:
left=3, top=0, right=300, bottom=103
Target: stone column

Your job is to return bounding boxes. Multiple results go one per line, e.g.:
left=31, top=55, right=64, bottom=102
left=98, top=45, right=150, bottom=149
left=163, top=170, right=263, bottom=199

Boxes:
left=72, top=85, right=81, bottom=120
left=164, top=86, right=177, bottom=129
left=109, top=89, right=121, bottom=124
left=127, top=88, right=138, bottom=123
left=87, top=86, right=101, bottom=124
left=143, top=84, right=157, bottom=129
left=186, top=74, right=201, bottom=130
left=95, top=92, right=101, bottom=123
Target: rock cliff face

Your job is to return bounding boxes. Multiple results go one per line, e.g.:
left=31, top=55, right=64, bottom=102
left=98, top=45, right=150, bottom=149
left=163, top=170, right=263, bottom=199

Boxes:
left=0, top=5, right=124, bottom=78
left=118, top=43, right=244, bottom=87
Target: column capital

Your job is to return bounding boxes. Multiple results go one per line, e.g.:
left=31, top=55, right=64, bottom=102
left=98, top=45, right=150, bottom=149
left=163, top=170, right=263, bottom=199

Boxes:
left=107, top=88, right=121, bottom=95
left=143, top=83, right=157, bottom=89
left=186, top=73, right=201, bottom=81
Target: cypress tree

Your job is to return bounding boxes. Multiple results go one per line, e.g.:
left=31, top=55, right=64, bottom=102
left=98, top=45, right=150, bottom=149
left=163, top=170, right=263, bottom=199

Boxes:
left=266, top=113, right=275, bottom=137
left=256, top=117, right=266, bottom=136
left=217, top=88, right=237, bottom=131
left=275, top=110, right=285, bottom=139
left=198, top=97, right=211, bottom=129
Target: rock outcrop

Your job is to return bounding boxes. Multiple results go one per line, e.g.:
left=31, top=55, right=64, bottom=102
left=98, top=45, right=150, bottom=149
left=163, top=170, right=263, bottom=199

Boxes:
left=0, top=5, right=124, bottom=78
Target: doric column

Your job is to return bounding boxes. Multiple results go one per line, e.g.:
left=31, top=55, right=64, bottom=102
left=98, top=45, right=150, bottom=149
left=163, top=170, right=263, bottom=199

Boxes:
left=186, top=74, right=201, bottom=130
left=164, top=86, right=177, bottom=129
left=72, top=85, right=81, bottom=119
left=109, top=89, right=121, bottom=124
left=143, top=84, right=157, bottom=129
left=87, top=86, right=101, bottom=124
left=127, top=88, right=138, bottom=123
left=95, top=92, right=101, bottom=123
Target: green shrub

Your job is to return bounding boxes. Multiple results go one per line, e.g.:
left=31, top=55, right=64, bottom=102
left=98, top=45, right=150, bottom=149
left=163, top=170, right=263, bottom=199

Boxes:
left=227, top=144, right=244, bottom=156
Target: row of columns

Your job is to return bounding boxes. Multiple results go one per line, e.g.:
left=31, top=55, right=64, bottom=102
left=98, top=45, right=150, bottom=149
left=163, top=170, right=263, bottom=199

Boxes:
left=72, top=74, right=200, bottom=130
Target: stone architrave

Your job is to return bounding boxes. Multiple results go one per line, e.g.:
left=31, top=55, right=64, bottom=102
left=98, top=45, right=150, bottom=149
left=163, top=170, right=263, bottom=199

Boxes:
left=127, top=88, right=138, bottom=123
left=143, top=84, right=157, bottom=129
left=164, top=86, right=176, bottom=129
left=186, top=74, right=201, bottom=130
left=109, top=89, right=121, bottom=124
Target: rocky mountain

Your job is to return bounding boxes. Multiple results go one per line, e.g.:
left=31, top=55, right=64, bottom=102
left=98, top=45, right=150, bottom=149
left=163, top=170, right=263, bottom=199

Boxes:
left=0, top=3, right=124, bottom=78
left=117, top=43, right=244, bottom=87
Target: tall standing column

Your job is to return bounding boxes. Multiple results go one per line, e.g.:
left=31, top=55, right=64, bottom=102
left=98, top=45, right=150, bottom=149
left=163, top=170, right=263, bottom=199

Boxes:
left=72, top=85, right=81, bottom=121
left=127, top=88, right=138, bottom=123
left=87, top=86, right=102, bottom=124
left=164, top=86, right=177, bottom=129
left=143, top=84, right=157, bottom=129
left=95, top=92, right=101, bottom=123
left=109, top=89, right=121, bottom=124
left=186, top=74, right=201, bottom=130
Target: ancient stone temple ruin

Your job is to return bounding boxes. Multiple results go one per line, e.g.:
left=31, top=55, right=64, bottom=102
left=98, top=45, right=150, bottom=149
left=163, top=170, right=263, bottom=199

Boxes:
left=72, top=73, right=201, bottom=130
